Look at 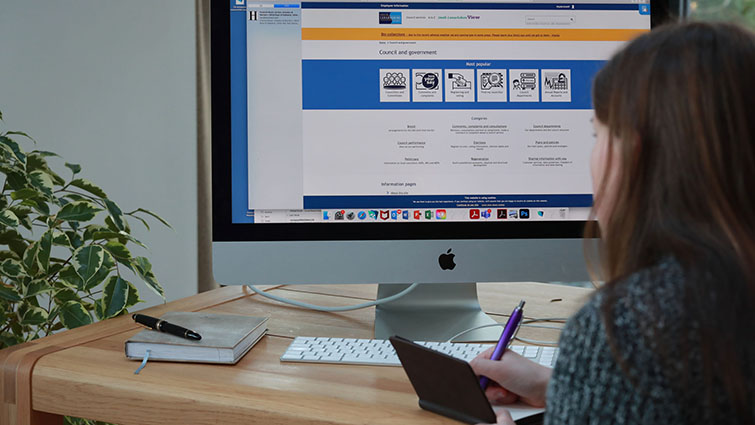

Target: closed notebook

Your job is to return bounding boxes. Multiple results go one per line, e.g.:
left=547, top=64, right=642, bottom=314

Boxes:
left=125, top=312, right=268, bottom=364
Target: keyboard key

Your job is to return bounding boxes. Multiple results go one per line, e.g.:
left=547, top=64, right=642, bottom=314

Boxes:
left=281, top=353, right=304, bottom=361
left=320, top=353, right=344, bottom=362
left=286, top=346, right=308, bottom=351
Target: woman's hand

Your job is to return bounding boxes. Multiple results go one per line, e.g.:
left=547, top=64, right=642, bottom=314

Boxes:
left=469, top=347, right=552, bottom=408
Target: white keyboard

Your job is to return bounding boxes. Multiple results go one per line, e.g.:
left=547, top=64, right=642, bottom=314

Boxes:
left=281, top=337, right=559, bottom=367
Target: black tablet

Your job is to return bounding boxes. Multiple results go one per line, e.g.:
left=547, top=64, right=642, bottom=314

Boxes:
left=390, top=336, right=544, bottom=425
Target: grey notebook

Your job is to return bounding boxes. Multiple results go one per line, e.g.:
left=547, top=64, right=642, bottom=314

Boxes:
left=125, top=312, right=268, bottom=364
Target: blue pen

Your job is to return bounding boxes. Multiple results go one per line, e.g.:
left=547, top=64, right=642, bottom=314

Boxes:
left=479, top=300, right=525, bottom=390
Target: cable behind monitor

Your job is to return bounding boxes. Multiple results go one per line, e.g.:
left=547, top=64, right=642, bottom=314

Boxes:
left=247, top=283, right=420, bottom=312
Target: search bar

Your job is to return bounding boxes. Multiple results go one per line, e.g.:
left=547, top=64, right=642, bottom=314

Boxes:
left=525, top=15, right=576, bottom=26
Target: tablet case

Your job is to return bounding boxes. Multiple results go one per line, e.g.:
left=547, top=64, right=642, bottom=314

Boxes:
left=390, top=335, right=544, bottom=425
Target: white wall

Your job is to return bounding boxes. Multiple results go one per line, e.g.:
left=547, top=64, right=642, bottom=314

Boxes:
left=0, top=1, right=198, bottom=307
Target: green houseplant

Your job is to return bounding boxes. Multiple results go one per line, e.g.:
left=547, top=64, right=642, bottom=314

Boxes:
left=0, top=109, right=168, bottom=349
left=689, top=0, right=755, bottom=27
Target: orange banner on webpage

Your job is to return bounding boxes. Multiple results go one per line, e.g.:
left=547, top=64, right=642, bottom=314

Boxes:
left=302, top=28, right=646, bottom=41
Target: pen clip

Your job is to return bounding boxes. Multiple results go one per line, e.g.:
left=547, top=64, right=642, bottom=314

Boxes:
left=508, top=318, right=523, bottom=348
left=506, top=302, right=525, bottom=349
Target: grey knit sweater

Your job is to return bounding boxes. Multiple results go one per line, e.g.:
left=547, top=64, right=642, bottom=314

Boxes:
left=544, top=260, right=751, bottom=424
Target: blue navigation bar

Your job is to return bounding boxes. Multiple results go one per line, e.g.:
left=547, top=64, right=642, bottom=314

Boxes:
left=303, top=194, right=594, bottom=209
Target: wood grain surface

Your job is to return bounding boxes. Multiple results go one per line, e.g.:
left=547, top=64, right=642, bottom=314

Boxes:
left=1, top=283, right=592, bottom=425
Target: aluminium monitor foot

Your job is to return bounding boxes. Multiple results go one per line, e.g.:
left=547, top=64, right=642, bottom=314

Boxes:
left=374, top=282, right=502, bottom=342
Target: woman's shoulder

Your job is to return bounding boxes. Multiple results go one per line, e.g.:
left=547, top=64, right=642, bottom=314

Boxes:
left=581, top=258, right=686, bottom=334
left=545, top=259, right=689, bottom=424
left=562, top=258, right=689, bottom=373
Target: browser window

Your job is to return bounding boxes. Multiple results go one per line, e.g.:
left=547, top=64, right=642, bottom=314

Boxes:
left=230, top=0, right=650, bottom=223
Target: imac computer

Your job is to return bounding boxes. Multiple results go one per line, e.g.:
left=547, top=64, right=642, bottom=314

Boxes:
left=211, top=0, right=658, bottom=341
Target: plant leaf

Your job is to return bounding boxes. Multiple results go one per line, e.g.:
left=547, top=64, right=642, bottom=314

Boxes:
left=0, top=251, right=19, bottom=262
left=62, top=193, right=89, bottom=203
left=104, top=200, right=127, bottom=232
left=28, top=171, right=54, bottom=198
left=69, top=178, right=107, bottom=198
left=91, top=231, right=147, bottom=249
left=3, top=170, right=27, bottom=192
left=24, top=279, right=52, bottom=298
left=125, top=281, right=143, bottom=310
left=0, top=163, right=25, bottom=178
left=131, top=256, right=164, bottom=299
left=83, top=250, right=114, bottom=291
left=0, top=210, right=20, bottom=227
left=26, top=153, right=64, bottom=185
left=21, top=241, right=40, bottom=275
left=0, top=228, right=24, bottom=243
left=129, top=214, right=150, bottom=231
left=10, top=188, right=38, bottom=201
left=19, top=303, right=48, bottom=325
left=9, top=206, right=32, bottom=222
left=31, top=150, right=59, bottom=158
left=48, top=262, right=64, bottom=277
left=0, top=251, right=20, bottom=261
left=65, top=162, right=81, bottom=175
left=19, top=197, right=50, bottom=216
left=0, top=143, right=17, bottom=163
left=3, top=237, right=27, bottom=259
left=58, top=301, right=92, bottom=329
left=0, top=135, right=27, bottom=165
left=56, top=201, right=102, bottom=222
left=38, top=230, right=53, bottom=273
left=129, top=208, right=172, bottom=229
left=93, top=299, right=106, bottom=320
left=19, top=215, right=32, bottom=231
left=58, top=266, right=84, bottom=289
left=104, top=215, right=127, bottom=233
left=0, top=333, right=22, bottom=348
left=104, top=240, right=131, bottom=263
left=72, top=245, right=105, bottom=287
left=83, top=224, right=110, bottom=241
left=0, top=285, right=22, bottom=302
left=101, top=276, right=129, bottom=318
left=65, top=231, right=83, bottom=249
left=53, top=287, right=81, bottom=303
left=1, top=258, right=25, bottom=278
left=4, top=131, right=36, bottom=143
left=52, top=231, right=71, bottom=247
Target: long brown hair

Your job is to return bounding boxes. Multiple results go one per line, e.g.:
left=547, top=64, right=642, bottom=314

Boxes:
left=587, top=22, right=755, bottom=422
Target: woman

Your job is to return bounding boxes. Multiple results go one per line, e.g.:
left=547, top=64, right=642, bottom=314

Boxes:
left=470, top=22, right=755, bottom=425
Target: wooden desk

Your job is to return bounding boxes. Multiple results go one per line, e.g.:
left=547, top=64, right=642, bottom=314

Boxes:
left=1, top=283, right=592, bottom=425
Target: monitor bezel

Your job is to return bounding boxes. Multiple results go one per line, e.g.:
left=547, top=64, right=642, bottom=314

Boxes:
left=211, top=0, right=669, bottom=243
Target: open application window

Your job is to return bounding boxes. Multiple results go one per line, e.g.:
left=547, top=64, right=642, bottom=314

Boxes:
left=230, top=0, right=650, bottom=223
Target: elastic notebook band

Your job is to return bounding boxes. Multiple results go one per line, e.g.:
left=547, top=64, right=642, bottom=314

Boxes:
left=134, top=349, right=151, bottom=374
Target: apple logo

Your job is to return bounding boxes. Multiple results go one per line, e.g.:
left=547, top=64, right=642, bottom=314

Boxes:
left=438, top=248, right=456, bottom=270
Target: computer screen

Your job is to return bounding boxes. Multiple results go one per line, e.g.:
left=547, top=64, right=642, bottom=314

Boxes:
left=211, top=0, right=655, bottom=340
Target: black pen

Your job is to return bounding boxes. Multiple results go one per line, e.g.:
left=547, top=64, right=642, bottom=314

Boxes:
left=132, top=313, right=202, bottom=341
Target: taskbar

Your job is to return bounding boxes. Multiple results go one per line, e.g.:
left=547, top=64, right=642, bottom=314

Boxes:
left=250, top=206, right=591, bottom=223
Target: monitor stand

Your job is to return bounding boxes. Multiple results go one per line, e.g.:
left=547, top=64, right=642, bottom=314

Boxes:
left=374, top=282, right=502, bottom=342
